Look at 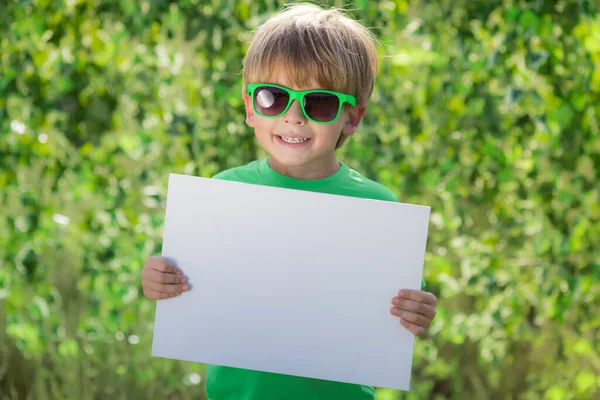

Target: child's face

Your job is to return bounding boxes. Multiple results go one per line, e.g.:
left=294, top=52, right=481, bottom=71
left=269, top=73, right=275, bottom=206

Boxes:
left=244, top=69, right=367, bottom=179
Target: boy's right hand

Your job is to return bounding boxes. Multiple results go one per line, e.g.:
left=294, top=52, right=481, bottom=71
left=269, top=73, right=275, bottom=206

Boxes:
left=141, top=256, right=190, bottom=300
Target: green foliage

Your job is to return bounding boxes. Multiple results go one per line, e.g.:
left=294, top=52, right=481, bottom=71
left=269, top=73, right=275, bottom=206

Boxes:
left=1, top=0, right=599, bottom=399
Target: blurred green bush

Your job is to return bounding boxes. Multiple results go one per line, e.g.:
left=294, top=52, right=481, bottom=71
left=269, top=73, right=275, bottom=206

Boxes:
left=1, top=0, right=598, bottom=399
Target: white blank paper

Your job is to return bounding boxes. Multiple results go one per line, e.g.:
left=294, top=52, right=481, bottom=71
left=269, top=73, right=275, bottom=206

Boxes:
left=151, top=173, right=431, bottom=390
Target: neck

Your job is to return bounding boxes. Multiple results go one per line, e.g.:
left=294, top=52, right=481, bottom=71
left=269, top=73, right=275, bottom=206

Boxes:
left=268, top=157, right=340, bottom=180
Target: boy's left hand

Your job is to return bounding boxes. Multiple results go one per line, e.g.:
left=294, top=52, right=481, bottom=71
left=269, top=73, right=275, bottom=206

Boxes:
left=390, top=289, right=437, bottom=336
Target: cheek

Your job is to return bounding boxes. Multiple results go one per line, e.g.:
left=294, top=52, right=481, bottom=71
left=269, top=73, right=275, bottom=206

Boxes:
left=329, top=119, right=347, bottom=135
left=313, top=125, right=343, bottom=142
left=252, top=116, right=275, bottom=134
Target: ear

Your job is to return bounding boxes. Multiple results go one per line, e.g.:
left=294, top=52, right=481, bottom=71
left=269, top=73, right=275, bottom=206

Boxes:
left=336, top=106, right=367, bottom=149
left=244, top=95, right=255, bottom=128
left=341, top=105, right=367, bottom=136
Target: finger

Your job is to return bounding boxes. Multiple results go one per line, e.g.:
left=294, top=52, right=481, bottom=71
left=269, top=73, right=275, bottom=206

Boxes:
left=145, top=268, right=187, bottom=284
left=391, top=297, right=436, bottom=319
left=144, top=280, right=190, bottom=294
left=147, top=256, right=182, bottom=275
left=144, top=290, right=181, bottom=300
left=400, top=318, right=425, bottom=336
left=390, top=307, right=431, bottom=328
left=398, top=289, right=437, bottom=305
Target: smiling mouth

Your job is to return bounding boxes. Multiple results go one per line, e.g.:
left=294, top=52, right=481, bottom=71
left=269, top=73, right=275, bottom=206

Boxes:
left=278, top=136, right=310, bottom=143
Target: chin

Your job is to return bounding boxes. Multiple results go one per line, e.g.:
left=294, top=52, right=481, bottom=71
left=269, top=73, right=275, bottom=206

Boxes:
left=271, top=155, right=310, bottom=167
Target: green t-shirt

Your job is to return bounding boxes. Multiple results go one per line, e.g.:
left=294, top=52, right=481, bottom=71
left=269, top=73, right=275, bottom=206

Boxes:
left=206, top=158, right=412, bottom=400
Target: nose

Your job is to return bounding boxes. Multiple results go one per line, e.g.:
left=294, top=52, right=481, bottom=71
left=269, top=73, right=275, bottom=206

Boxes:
left=283, top=100, right=306, bottom=125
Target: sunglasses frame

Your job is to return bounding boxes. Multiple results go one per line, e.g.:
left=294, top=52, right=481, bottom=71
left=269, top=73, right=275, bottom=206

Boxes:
left=247, top=83, right=357, bottom=124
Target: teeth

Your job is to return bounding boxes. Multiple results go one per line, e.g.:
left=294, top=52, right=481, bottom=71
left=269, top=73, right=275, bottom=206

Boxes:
left=280, top=136, right=308, bottom=143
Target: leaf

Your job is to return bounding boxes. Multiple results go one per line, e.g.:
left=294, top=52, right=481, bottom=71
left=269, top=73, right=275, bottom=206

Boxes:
left=575, top=371, right=596, bottom=394
left=545, top=386, right=567, bottom=400
left=554, top=103, right=574, bottom=127
left=528, top=50, right=549, bottom=69
left=519, top=10, right=540, bottom=32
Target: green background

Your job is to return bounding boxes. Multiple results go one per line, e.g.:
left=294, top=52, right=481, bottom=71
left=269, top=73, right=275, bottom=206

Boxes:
left=1, top=0, right=599, bottom=399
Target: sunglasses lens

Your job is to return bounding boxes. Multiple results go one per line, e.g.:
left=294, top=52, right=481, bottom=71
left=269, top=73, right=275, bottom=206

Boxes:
left=304, top=93, right=340, bottom=122
left=254, top=86, right=289, bottom=116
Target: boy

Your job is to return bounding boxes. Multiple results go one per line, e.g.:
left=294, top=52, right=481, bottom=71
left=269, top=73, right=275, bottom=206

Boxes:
left=141, top=4, right=437, bottom=399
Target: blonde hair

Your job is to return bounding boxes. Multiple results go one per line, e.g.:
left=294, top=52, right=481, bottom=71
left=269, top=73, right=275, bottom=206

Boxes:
left=242, top=3, right=379, bottom=106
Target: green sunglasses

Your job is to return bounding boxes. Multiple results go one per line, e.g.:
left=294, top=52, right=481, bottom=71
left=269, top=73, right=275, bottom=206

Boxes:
left=247, top=83, right=357, bottom=124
